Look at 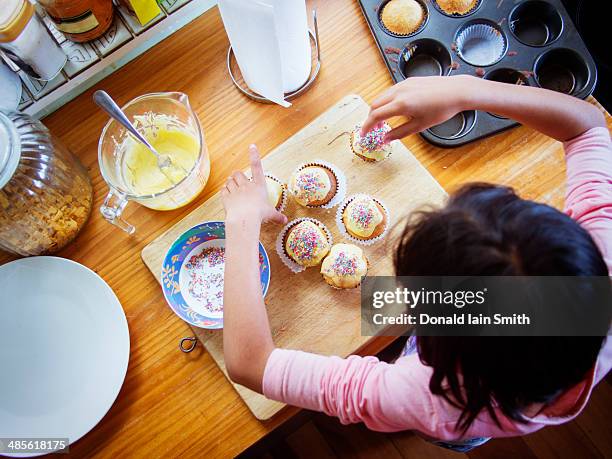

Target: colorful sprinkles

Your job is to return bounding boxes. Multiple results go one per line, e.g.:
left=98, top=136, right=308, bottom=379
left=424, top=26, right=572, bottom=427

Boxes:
left=184, top=247, right=226, bottom=314
left=287, top=223, right=326, bottom=261
left=293, top=168, right=329, bottom=202
left=329, top=250, right=359, bottom=276
left=349, top=198, right=377, bottom=229
left=357, top=123, right=391, bottom=151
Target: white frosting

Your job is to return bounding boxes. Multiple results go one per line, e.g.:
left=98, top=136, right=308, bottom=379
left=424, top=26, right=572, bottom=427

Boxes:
left=289, top=166, right=332, bottom=206
left=321, top=243, right=368, bottom=288
left=265, top=176, right=283, bottom=208
left=343, top=196, right=384, bottom=238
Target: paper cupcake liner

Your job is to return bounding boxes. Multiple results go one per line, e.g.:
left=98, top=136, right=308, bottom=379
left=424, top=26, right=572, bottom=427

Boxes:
left=378, top=0, right=428, bottom=38
left=265, top=173, right=288, bottom=212
left=276, top=217, right=333, bottom=273
left=456, top=23, right=506, bottom=67
left=434, top=0, right=480, bottom=17
left=350, top=125, right=393, bottom=162
left=336, top=194, right=391, bottom=246
left=289, top=160, right=347, bottom=209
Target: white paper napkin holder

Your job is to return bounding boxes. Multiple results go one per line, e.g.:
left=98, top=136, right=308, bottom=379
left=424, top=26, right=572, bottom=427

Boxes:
left=226, top=9, right=321, bottom=104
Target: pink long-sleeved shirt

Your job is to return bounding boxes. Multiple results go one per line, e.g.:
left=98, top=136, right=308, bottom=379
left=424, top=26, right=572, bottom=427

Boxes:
left=262, top=127, right=612, bottom=441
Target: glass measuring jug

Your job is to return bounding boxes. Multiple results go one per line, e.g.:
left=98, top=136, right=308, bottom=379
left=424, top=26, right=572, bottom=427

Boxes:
left=98, top=92, right=210, bottom=234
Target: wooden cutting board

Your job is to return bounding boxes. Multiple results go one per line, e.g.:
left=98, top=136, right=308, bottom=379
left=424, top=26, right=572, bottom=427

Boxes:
left=141, top=94, right=447, bottom=420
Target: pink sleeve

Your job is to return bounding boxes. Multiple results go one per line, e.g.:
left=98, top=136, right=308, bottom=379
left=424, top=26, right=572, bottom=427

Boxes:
left=262, top=348, right=441, bottom=433
left=262, top=349, right=534, bottom=438
left=563, top=126, right=612, bottom=273
left=563, top=126, right=612, bottom=385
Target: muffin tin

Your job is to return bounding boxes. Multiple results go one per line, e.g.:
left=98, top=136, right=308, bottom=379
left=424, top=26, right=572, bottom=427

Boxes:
left=358, top=0, right=598, bottom=147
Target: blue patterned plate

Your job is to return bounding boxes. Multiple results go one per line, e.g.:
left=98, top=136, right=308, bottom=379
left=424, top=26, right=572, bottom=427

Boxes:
left=161, top=221, right=270, bottom=329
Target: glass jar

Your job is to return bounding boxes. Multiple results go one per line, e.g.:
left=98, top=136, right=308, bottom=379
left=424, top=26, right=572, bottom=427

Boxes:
left=0, top=0, right=67, bottom=81
left=38, top=0, right=114, bottom=43
left=0, top=112, right=93, bottom=256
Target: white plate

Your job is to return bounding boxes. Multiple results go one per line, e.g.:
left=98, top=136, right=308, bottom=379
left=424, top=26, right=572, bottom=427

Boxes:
left=0, top=257, right=130, bottom=457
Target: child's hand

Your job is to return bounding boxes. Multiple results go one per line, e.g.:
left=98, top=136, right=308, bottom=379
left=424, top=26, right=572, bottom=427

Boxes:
left=222, top=144, right=288, bottom=225
left=361, top=75, right=477, bottom=141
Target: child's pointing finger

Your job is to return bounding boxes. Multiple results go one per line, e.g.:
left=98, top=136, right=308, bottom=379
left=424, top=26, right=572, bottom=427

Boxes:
left=249, top=144, right=265, bottom=183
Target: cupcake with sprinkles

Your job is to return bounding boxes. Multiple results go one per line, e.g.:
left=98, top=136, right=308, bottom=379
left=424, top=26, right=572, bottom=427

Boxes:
left=350, top=122, right=393, bottom=162
left=276, top=218, right=332, bottom=272
left=321, top=243, right=369, bottom=289
left=337, top=194, right=389, bottom=245
left=265, top=173, right=287, bottom=212
left=288, top=160, right=346, bottom=208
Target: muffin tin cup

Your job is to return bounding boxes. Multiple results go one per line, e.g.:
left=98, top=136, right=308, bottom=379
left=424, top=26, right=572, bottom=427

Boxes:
left=264, top=173, right=288, bottom=213
left=289, top=160, right=347, bottom=209
left=398, top=38, right=452, bottom=78
left=534, top=48, right=590, bottom=95
left=427, top=110, right=477, bottom=140
left=359, top=0, right=598, bottom=147
left=509, top=0, right=563, bottom=47
left=455, top=21, right=507, bottom=67
left=336, top=194, right=390, bottom=246
left=276, top=217, right=333, bottom=274
left=350, top=125, right=394, bottom=162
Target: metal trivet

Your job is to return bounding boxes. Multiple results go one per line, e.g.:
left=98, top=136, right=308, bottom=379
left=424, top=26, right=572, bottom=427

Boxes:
left=226, top=9, right=321, bottom=103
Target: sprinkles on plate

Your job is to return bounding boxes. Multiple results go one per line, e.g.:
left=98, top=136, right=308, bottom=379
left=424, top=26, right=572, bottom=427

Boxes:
left=185, top=246, right=225, bottom=270
left=185, top=247, right=226, bottom=314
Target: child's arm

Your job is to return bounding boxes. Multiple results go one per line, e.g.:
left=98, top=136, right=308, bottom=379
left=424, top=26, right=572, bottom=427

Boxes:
left=221, top=145, right=287, bottom=392
left=361, top=75, right=606, bottom=142
left=219, top=148, right=452, bottom=435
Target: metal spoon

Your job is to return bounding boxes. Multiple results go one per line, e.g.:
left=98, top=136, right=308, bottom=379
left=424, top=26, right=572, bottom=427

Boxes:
left=93, top=90, right=189, bottom=182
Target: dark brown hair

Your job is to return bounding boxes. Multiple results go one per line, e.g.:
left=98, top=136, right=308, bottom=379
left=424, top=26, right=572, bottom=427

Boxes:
left=394, top=183, right=608, bottom=432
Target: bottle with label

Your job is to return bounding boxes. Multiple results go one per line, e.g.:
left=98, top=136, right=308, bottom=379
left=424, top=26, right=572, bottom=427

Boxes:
left=38, top=0, right=114, bottom=43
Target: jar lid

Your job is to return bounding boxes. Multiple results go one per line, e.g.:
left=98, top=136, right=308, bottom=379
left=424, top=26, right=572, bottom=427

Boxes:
left=0, top=112, right=21, bottom=189
left=0, top=0, right=34, bottom=43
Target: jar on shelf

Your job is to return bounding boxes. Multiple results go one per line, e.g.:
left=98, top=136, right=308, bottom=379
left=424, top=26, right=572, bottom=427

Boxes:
left=0, top=0, right=67, bottom=81
left=38, top=0, right=114, bottom=43
left=0, top=112, right=93, bottom=257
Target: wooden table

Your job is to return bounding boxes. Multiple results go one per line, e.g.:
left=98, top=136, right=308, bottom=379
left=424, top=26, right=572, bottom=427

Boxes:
left=1, top=0, right=610, bottom=457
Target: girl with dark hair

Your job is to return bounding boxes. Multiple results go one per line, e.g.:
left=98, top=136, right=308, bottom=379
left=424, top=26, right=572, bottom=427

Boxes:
left=220, top=75, right=612, bottom=451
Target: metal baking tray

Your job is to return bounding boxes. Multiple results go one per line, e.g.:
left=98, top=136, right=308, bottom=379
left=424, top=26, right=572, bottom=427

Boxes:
left=357, top=0, right=598, bottom=147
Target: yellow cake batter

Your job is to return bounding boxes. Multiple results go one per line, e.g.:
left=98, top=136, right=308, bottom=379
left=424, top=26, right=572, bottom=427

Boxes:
left=122, top=127, right=199, bottom=196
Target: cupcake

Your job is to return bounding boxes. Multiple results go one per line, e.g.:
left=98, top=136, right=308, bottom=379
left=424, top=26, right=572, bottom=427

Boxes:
left=321, top=243, right=368, bottom=289
left=350, top=123, right=392, bottom=162
left=435, top=0, right=478, bottom=15
left=341, top=195, right=388, bottom=242
left=289, top=164, right=337, bottom=207
left=284, top=220, right=331, bottom=268
left=380, top=0, right=425, bottom=36
left=265, top=174, right=286, bottom=211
